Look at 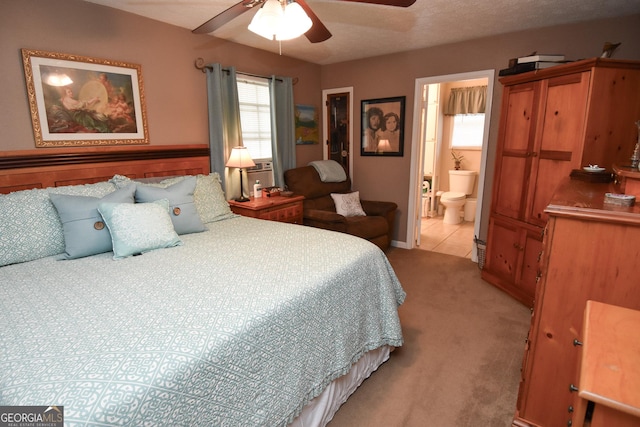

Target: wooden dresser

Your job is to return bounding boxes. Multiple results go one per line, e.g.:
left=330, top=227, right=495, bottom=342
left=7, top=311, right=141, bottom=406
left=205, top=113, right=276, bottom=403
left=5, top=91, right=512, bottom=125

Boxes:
left=513, top=178, right=640, bottom=427
left=482, top=58, right=640, bottom=307
left=228, top=195, right=304, bottom=224
left=572, top=301, right=640, bottom=427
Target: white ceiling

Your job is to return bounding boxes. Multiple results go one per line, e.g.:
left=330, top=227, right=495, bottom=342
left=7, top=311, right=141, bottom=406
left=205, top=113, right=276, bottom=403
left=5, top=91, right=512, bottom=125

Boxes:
left=83, top=0, right=640, bottom=65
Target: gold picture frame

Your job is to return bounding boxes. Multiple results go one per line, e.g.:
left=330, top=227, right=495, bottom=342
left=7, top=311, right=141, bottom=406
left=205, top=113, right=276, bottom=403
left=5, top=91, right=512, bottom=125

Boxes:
left=21, top=49, right=149, bottom=147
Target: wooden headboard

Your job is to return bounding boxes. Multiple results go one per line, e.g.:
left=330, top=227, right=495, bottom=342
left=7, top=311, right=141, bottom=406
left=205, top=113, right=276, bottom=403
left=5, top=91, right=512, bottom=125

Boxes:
left=0, top=144, right=210, bottom=194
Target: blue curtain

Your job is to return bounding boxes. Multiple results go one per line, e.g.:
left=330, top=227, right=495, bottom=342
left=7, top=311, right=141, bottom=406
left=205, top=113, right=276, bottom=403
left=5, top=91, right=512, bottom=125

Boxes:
left=205, top=63, right=245, bottom=199
left=269, top=76, right=297, bottom=188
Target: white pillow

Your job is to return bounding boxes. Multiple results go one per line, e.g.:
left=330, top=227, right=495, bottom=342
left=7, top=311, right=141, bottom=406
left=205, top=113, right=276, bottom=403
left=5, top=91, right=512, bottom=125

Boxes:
left=330, top=191, right=367, bottom=217
left=98, top=199, right=182, bottom=260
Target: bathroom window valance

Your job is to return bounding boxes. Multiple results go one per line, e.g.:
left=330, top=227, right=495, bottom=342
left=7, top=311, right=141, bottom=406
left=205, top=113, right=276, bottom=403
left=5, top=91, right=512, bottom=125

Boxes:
left=444, top=85, right=487, bottom=115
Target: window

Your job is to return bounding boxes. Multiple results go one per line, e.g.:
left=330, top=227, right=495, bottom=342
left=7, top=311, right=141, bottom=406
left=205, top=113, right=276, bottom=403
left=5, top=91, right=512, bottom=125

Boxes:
left=451, top=114, right=485, bottom=149
left=237, top=77, right=272, bottom=161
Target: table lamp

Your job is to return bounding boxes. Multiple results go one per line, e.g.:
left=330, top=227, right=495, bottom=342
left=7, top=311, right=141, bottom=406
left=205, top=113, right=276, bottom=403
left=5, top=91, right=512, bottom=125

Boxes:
left=226, top=146, right=255, bottom=202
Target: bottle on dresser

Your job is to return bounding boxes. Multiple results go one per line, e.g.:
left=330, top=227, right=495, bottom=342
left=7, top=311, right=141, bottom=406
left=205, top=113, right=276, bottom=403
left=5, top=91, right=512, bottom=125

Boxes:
left=253, top=180, right=262, bottom=198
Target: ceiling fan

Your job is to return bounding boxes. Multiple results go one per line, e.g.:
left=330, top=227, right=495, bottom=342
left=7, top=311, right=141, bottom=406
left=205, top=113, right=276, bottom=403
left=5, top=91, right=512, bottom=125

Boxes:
left=192, top=0, right=416, bottom=43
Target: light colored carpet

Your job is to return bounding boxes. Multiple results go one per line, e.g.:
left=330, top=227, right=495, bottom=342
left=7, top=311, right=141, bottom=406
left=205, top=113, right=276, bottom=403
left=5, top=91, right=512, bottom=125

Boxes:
left=328, top=248, right=531, bottom=427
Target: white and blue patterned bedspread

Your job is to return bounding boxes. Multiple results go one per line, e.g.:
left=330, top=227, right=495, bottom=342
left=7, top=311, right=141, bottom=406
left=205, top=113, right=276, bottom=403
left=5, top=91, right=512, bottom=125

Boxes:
left=0, top=216, right=405, bottom=426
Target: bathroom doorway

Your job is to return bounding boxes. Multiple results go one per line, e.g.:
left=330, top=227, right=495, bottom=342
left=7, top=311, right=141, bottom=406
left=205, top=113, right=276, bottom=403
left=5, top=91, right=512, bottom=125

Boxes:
left=407, top=70, right=495, bottom=262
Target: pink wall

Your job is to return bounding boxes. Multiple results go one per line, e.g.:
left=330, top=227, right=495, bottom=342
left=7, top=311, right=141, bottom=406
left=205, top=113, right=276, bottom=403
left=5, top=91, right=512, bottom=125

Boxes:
left=321, top=15, right=640, bottom=243
left=1, top=1, right=639, bottom=245
left=0, top=0, right=321, bottom=153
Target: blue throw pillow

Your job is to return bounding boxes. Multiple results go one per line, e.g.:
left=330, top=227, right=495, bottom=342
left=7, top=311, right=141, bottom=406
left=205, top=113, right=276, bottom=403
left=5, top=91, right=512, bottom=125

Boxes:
left=134, top=176, right=206, bottom=235
left=49, top=184, right=136, bottom=259
left=98, top=199, right=183, bottom=260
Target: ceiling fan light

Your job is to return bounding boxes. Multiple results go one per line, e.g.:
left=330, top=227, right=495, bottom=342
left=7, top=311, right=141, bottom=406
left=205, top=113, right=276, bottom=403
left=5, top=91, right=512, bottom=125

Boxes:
left=248, top=0, right=284, bottom=40
left=276, top=2, right=312, bottom=40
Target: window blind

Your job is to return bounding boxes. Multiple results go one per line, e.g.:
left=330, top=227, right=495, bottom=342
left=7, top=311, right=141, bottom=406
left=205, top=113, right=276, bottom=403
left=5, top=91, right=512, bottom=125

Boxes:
left=237, top=77, right=272, bottom=160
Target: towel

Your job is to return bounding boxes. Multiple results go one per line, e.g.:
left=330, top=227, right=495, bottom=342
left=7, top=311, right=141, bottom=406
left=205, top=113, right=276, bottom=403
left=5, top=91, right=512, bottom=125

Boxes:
left=309, top=160, right=347, bottom=183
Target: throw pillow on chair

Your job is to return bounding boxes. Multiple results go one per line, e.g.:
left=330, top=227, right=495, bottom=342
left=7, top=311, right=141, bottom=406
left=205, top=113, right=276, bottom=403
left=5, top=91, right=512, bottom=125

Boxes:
left=331, top=192, right=366, bottom=217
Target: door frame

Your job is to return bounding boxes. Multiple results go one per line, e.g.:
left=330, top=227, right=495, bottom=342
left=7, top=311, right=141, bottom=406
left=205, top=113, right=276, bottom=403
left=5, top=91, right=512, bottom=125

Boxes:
left=322, top=87, right=354, bottom=182
left=407, top=70, right=495, bottom=261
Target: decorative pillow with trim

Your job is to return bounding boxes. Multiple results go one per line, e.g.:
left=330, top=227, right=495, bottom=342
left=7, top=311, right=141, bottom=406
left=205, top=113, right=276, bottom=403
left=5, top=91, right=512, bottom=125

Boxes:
left=134, top=176, right=206, bottom=235
left=192, top=173, right=235, bottom=223
left=49, top=184, right=136, bottom=259
left=111, top=173, right=234, bottom=224
left=0, top=181, right=117, bottom=267
left=98, top=199, right=182, bottom=260
left=0, top=189, right=65, bottom=267
left=330, top=191, right=367, bottom=217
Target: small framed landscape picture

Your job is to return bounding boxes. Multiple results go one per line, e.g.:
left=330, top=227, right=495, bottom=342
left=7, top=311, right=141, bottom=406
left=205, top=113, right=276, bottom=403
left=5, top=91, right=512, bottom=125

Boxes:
left=361, top=96, right=405, bottom=157
left=21, top=48, right=149, bottom=147
left=294, top=104, right=319, bottom=145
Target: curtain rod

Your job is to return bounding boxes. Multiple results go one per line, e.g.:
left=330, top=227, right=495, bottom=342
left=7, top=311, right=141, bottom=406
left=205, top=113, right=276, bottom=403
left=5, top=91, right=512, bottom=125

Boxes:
left=193, top=57, right=297, bottom=84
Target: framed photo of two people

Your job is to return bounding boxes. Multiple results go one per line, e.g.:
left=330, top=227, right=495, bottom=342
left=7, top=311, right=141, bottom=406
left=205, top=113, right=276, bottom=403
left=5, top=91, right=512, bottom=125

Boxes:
left=361, top=96, right=405, bottom=157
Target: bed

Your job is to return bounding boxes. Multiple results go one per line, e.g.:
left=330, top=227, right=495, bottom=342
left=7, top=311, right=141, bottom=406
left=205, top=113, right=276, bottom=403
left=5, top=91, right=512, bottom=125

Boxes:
left=0, top=145, right=405, bottom=426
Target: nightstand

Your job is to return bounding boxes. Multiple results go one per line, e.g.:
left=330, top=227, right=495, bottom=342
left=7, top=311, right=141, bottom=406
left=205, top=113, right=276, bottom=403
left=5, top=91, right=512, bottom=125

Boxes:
left=228, top=195, right=304, bottom=224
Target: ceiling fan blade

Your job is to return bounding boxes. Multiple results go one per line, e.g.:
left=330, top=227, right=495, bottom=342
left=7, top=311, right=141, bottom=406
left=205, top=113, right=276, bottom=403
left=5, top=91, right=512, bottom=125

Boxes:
left=340, top=0, right=416, bottom=6
left=192, top=0, right=264, bottom=34
left=296, top=0, right=332, bottom=43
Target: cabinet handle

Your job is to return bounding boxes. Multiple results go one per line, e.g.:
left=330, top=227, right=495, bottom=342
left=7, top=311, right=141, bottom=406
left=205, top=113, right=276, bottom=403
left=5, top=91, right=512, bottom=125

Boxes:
left=569, top=384, right=579, bottom=393
left=573, top=339, right=583, bottom=347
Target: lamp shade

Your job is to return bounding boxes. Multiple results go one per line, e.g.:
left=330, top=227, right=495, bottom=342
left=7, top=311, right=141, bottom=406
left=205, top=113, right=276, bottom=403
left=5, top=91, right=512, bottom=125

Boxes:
left=248, top=0, right=312, bottom=41
left=248, top=0, right=284, bottom=40
left=277, top=2, right=312, bottom=41
left=226, top=146, right=256, bottom=169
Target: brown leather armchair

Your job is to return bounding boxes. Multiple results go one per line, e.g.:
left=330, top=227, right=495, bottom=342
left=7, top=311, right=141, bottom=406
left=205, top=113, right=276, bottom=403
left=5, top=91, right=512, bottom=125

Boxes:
left=284, top=165, right=397, bottom=250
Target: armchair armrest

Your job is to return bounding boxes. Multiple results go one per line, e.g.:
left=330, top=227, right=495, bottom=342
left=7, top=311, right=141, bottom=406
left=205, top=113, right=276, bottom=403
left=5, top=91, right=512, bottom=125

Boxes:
left=360, top=200, right=397, bottom=217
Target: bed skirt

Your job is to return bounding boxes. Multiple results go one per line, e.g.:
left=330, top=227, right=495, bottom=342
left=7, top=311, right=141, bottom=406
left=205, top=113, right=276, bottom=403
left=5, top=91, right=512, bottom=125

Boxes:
left=291, top=345, right=392, bottom=427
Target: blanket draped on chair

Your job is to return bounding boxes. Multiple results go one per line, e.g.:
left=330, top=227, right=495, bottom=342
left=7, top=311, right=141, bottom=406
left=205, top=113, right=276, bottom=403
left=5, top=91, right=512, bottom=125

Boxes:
left=309, top=160, right=347, bottom=183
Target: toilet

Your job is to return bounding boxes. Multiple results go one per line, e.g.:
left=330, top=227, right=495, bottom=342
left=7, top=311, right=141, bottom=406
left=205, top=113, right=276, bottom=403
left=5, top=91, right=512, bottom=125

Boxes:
left=440, top=170, right=477, bottom=224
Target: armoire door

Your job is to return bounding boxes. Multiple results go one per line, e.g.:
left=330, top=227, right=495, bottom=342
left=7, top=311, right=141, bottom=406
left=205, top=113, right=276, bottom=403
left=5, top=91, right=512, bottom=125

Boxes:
left=492, top=81, right=539, bottom=220
left=526, top=71, right=591, bottom=227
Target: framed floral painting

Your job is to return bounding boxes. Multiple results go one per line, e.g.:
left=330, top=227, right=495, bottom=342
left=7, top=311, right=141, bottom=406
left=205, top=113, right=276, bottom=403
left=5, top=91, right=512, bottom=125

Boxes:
left=21, top=49, right=149, bottom=147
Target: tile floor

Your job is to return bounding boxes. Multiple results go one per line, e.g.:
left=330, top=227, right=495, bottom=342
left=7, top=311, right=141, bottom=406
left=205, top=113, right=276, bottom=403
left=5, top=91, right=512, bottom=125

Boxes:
left=418, top=215, right=476, bottom=259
